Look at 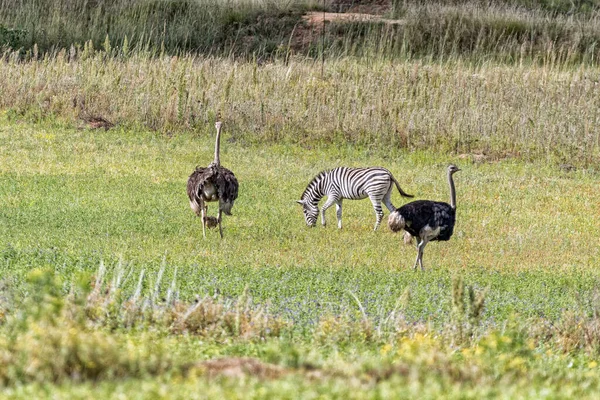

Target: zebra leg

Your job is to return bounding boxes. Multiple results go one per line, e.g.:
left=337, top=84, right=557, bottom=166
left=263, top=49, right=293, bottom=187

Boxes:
left=382, top=187, right=396, bottom=212
left=369, top=196, right=384, bottom=231
left=335, top=200, right=343, bottom=229
left=320, top=196, right=337, bottom=227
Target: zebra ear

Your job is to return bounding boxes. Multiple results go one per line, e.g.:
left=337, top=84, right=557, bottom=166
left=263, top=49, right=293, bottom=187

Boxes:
left=296, top=200, right=305, bottom=205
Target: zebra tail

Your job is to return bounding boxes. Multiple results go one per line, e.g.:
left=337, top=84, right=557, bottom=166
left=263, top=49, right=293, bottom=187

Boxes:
left=391, top=176, right=414, bottom=198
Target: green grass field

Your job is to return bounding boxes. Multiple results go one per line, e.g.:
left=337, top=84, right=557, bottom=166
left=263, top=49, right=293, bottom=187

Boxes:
left=2, top=114, right=600, bottom=397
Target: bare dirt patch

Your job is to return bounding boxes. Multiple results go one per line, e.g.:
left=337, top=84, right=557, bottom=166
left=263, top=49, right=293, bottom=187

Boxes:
left=302, top=11, right=403, bottom=28
left=289, top=1, right=401, bottom=52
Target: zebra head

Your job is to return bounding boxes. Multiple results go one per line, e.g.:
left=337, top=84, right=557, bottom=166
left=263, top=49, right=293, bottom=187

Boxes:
left=296, top=199, right=318, bottom=227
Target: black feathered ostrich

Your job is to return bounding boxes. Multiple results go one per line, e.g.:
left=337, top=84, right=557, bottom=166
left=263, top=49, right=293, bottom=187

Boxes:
left=187, top=120, right=239, bottom=238
left=388, top=164, right=461, bottom=270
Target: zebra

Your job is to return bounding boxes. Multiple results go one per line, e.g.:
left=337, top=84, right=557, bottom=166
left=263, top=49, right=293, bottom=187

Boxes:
left=296, top=167, right=414, bottom=230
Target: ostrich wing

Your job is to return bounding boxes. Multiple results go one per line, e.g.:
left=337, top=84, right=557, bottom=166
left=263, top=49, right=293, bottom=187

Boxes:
left=187, top=166, right=211, bottom=201
left=187, top=165, right=238, bottom=216
left=397, top=200, right=455, bottom=241
left=214, top=166, right=239, bottom=205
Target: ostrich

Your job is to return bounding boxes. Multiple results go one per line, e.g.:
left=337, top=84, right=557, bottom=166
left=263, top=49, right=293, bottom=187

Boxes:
left=388, top=164, right=461, bottom=270
left=187, top=120, right=239, bottom=238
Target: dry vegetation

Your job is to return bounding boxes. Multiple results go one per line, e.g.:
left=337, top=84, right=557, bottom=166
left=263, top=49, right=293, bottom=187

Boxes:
left=3, top=0, right=600, bottom=61
left=1, top=48, right=599, bottom=166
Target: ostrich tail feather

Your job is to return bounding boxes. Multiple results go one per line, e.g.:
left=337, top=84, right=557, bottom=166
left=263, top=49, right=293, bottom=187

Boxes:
left=220, top=200, right=235, bottom=216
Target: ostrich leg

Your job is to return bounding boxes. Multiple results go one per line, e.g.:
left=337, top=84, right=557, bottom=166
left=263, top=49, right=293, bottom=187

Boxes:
left=414, top=239, right=429, bottom=271
left=217, top=209, right=223, bottom=239
left=412, top=244, right=421, bottom=271
left=200, top=203, right=207, bottom=239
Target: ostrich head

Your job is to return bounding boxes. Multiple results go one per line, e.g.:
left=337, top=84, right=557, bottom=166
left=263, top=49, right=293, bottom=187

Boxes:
left=448, top=164, right=461, bottom=174
left=296, top=200, right=318, bottom=227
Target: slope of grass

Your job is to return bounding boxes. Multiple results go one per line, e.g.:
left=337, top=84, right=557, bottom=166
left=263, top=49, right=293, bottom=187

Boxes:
left=333, top=2, right=600, bottom=64
left=0, top=0, right=320, bottom=57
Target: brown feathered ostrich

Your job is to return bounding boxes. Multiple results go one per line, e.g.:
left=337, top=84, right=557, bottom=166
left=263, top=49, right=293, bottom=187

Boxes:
left=187, top=120, right=239, bottom=238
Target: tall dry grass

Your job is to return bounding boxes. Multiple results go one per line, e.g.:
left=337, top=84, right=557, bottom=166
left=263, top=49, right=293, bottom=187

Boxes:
left=1, top=48, right=599, bottom=166
left=335, top=2, right=600, bottom=64
left=0, top=0, right=320, bottom=56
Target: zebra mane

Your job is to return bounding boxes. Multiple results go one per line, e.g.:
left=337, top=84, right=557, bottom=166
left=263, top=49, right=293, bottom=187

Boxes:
left=301, top=170, right=330, bottom=200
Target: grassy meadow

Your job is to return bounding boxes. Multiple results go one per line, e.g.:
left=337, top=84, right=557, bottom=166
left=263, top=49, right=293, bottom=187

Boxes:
left=2, top=113, right=600, bottom=397
left=2, top=0, right=600, bottom=398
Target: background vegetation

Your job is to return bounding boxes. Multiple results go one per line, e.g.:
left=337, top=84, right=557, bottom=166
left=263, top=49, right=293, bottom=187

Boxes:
left=0, top=0, right=319, bottom=57
left=1, top=0, right=600, bottom=62
left=1, top=52, right=600, bottom=167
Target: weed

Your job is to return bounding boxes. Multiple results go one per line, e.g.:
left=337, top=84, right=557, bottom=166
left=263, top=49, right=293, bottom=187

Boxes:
left=450, top=276, right=488, bottom=344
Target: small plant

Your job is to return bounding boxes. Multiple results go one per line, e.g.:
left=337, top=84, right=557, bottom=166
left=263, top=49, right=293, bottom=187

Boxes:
left=0, top=24, right=26, bottom=49
left=450, top=276, right=488, bottom=344
left=534, top=290, right=600, bottom=354
left=0, top=269, right=174, bottom=385
left=315, top=314, right=374, bottom=346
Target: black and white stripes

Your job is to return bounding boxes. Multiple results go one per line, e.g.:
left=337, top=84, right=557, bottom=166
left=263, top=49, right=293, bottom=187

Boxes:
left=297, top=167, right=413, bottom=230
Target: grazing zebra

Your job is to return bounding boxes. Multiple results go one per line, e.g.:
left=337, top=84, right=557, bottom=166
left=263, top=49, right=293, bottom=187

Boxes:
left=297, top=167, right=414, bottom=230
left=388, top=164, right=460, bottom=270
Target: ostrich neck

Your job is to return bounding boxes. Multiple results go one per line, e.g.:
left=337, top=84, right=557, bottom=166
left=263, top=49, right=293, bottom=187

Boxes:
left=213, top=124, right=221, bottom=166
left=448, top=171, right=457, bottom=210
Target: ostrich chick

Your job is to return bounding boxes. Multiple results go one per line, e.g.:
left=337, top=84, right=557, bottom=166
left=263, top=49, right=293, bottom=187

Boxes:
left=203, top=206, right=219, bottom=229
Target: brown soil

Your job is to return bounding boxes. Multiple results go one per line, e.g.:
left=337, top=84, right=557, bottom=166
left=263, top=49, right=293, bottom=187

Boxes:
left=301, top=11, right=403, bottom=32
left=185, top=355, right=416, bottom=383
left=288, top=1, right=401, bottom=53
left=81, top=115, right=114, bottom=131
